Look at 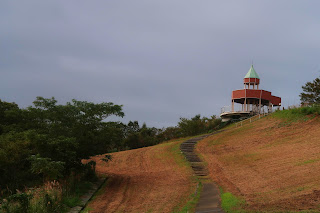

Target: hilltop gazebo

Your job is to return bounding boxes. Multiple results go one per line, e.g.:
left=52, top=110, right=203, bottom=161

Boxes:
left=221, top=65, right=281, bottom=121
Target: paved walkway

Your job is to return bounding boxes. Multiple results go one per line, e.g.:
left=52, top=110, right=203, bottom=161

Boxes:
left=196, top=183, right=224, bottom=213
left=180, top=132, right=224, bottom=213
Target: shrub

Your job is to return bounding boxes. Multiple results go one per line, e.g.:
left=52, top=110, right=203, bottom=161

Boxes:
left=0, top=181, right=64, bottom=213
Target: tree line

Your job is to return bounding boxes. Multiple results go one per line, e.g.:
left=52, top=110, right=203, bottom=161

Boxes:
left=1, top=74, right=319, bottom=212
left=0, top=96, right=222, bottom=210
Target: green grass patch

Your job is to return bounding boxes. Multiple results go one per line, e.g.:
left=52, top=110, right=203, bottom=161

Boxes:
left=272, top=106, right=320, bottom=122
left=291, top=186, right=307, bottom=193
left=296, top=158, right=320, bottom=166
left=219, top=187, right=245, bottom=213
left=169, top=142, right=191, bottom=168
left=173, top=181, right=203, bottom=213
left=82, top=206, right=93, bottom=213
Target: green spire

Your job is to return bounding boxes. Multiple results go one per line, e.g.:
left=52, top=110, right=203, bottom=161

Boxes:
left=244, top=65, right=260, bottom=79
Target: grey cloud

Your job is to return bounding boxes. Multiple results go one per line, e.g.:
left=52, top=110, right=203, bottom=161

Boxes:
left=1, top=0, right=320, bottom=127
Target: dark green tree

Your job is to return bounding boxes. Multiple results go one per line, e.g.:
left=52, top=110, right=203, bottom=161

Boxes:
left=123, top=121, right=162, bottom=149
left=0, top=100, right=23, bottom=134
left=178, top=114, right=204, bottom=136
left=29, top=154, right=65, bottom=181
left=177, top=114, right=221, bottom=137
left=0, top=131, right=33, bottom=190
left=300, top=77, right=320, bottom=104
left=26, top=97, right=125, bottom=169
left=0, top=97, right=126, bottom=192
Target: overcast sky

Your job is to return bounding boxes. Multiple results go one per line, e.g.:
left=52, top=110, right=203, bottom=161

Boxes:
left=1, top=1, right=320, bottom=127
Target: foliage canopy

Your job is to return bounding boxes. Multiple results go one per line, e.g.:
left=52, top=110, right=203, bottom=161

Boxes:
left=0, top=96, right=222, bottom=204
left=300, top=77, right=320, bottom=104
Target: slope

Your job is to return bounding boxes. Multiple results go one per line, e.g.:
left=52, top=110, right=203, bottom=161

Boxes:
left=84, top=139, right=198, bottom=213
left=197, top=115, right=320, bottom=212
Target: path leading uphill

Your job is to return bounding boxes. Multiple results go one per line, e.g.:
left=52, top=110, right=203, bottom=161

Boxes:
left=197, top=116, right=320, bottom=212
left=180, top=132, right=224, bottom=213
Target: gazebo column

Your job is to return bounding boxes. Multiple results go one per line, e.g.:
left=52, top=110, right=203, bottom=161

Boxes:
left=268, top=102, right=272, bottom=113
left=259, top=98, right=262, bottom=114
left=232, top=99, right=234, bottom=112
left=244, top=98, right=247, bottom=112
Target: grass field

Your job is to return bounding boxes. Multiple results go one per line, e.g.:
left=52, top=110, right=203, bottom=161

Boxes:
left=197, top=114, right=320, bottom=212
left=83, top=139, right=199, bottom=213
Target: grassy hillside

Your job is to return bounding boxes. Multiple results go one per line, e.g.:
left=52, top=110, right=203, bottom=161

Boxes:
left=197, top=112, right=320, bottom=212
left=84, top=138, right=200, bottom=213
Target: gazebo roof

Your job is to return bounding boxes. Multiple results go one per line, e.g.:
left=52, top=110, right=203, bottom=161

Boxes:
left=244, top=65, right=260, bottom=79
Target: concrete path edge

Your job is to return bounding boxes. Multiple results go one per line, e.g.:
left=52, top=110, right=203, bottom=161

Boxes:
left=68, top=178, right=107, bottom=213
left=180, top=132, right=225, bottom=213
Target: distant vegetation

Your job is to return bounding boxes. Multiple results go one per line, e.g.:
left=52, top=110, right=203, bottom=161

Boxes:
left=300, top=76, right=320, bottom=104
left=0, top=96, right=222, bottom=212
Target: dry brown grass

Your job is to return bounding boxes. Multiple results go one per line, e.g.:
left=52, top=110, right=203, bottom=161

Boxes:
left=197, top=116, right=320, bottom=212
left=84, top=141, right=196, bottom=213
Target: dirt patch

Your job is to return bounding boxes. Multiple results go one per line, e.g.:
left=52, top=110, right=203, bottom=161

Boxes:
left=197, top=117, right=320, bottom=212
left=84, top=142, right=195, bottom=213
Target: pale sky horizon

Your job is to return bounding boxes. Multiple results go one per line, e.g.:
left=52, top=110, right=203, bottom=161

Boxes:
left=1, top=1, right=320, bottom=127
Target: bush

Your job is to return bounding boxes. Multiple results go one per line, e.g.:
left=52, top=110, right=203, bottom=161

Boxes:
left=0, top=181, right=64, bottom=213
left=0, top=97, right=124, bottom=194
left=177, top=114, right=222, bottom=137
left=0, top=179, right=95, bottom=213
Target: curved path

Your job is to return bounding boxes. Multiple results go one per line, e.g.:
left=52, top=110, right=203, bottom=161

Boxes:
left=180, top=133, right=224, bottom=213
